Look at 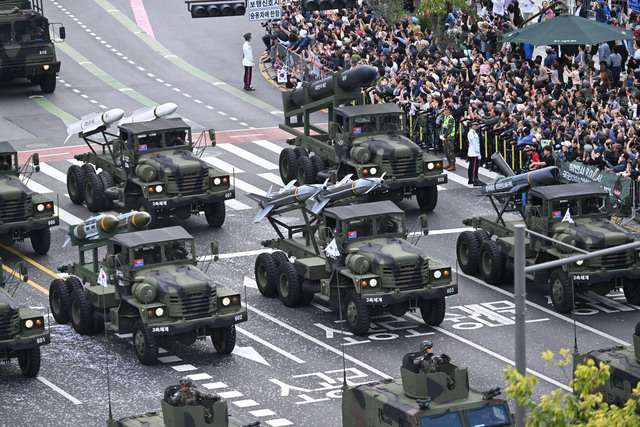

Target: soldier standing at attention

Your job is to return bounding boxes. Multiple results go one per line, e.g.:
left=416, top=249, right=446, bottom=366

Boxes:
left=413, top=340, right=450, bottom=374
left=441, top=106, right=456, bottom=171
left=242, top=33, right=255, bottom=91
left=467, top=121, right=481, bottom=185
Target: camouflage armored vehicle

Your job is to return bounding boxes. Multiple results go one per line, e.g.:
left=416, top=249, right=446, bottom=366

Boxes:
left=0, top=259, right=50, bottom=377
left=278, top=66, right=447, bottom=212
left=342, top=350, right=514, bottom=426
left=0, top=0, right=65, bottom=93
left=49, top=211, right=247, bottom=365
left=573, top=321, right=640, bottom=411
left=252, top=190, right=457, bottom=335
left=66, top=105, right=234, bottom=228
left=0, top=140, right=59, bottom=254
left=458, top=173, right=640, bottom=313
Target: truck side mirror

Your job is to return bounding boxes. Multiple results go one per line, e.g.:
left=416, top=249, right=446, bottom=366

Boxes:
left=208, top=129, right=216, bottom=147
left=420, top=214, right=429, bottom=235
left=105, top=255, right=116, bottom=269
left=59, top=26, right=66, bottom=40
left=18, top=262, right=28, bottom=282
left=32, top=153, right=39, bottom=167
left=211, top=241, right=219, bottom=262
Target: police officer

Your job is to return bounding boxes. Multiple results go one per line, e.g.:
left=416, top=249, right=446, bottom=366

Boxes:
left=170, top=377, right=221, bottom=407
left=441, top=106, right=456, bottom=171
left=242, top=33, right=255, bottom=91
left=413, top=340, right=450, bottom=374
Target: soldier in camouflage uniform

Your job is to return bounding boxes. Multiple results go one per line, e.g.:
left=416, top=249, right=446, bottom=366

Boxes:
left=413, top=340, right=450, bottom=374
left=170, top=377, right=221, bottom=407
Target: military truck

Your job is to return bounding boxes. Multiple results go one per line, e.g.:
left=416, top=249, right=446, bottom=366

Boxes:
left=49, top=211, right=247, bottom=365
left=0, top=0, right=65, bottom=93
left=573, top=321, right=640, bottom=412
left=278, top=66, right=447, bottom=212
left=67, top=105, right=234, bottom=228
left=342, top=349, right=515, bottom=426
left=0, top=140, right=59, bottom=254
left=457, top=177, right=640, bottom=313
left=253, top=195, right=457, bottom=335
left=0, top=259, right=50, bottom=377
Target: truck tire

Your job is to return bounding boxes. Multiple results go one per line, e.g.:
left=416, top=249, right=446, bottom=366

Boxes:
left=70, top=288, right=93, bottom=335
left=296, top=155, right=316, bottom=185
left=136, top=197, right=158, bottom=229
left=49, top=278, right=70, bottom=324
left=211, top=325, right=236, bottom=355
left=420, top=297, right=446, bottom=326
left=81, top=163, right=96, bottom=176
left=18, top=348, right=41, bottom=377
left=204, top=201, right=225, bottom=228
left=255, top=253, right=277, bottom=297
left=549, top=268, right=574, bottom=313
left=67, top=165, right=85, bottom=205
left=84, top=171, right=105, bottom=213
left=133, top=319, right=159, bottom=365
left=293, top=147, right=308, bottom=158
left=474, top=230, right=491, bottom=242
left=279, top=148, right=297, bottom=185
left=416, top=186, right=438, bottom=212
left=344, top=290, right=371, bottom=335
left=98, top=171, right=115, bottom=211
left=276, top=261, right=302, bottom=307
left=456, top=231, right=480, bottom=275
left=311, top=155, right=326, bottom=179
left=503, top=257, right=514, bottom=284
left=92, top=311, right=105, bottom=333
left=623, top=283, right=640, bottom=306
left=271, top=251, right=289, bottom=267
left=479, top=240, right=505, bottom=285
left=30, top=228, right=51, bottom=255
left=40, top=74, right=56, bottom=93
left=66, top=276, right=83, bottom=293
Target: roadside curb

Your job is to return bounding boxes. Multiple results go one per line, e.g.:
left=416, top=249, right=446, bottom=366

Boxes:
left=259, top=52, right=287, bottom=92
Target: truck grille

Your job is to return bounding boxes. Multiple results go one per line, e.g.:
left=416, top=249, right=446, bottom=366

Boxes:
left=381, top=262, right=427, bottom=288
left=0, top=196, right=31, bottom=223
left=589, top=250, right=633, bottom=269
left=167, top=173, right=206, bottom=195
left=168, top=289, right=216, bottom=318
left=0, top=311, right=19, bottom=340
left=382, top=154, right=421, bottom=177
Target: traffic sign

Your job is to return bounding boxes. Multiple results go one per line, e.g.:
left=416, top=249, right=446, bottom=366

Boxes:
left=248, top=0, right=281, bottom=21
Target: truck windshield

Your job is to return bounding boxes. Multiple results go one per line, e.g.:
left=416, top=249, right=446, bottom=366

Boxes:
left=163, top=240, right=193, bottom=261
left=580, top=196, right=607, bottom=215
left=550, top=198, right=578, bottom=220
left=165, top=130, right=189, bottom=148
left=14, top=19, right=48, bottom=43
left=133, top=245, right=162, bottom=267
left=344, top=218, right=374, bottom=239
left=375, top=213, right=403, bottom=235
left=419, top=411, right=463, bottom=427
left=463, top=403, right=511, bottom=427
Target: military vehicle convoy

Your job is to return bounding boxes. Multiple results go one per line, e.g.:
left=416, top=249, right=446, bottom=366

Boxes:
left=342, top=350, right=514, bottom=426
left=252, top=184, right=457, bottom=335
left=573, top=321, right=640, bottom=412
left=0, top=141, right=59, bottom=254
left=0, top=0, right=65, bottom=93
left=49, top=211, right=247, bottom=365
left=66, top=104, right=234, bottom=228
left=457, top=164, right=640, bottom=312
left=0, top=259, right=50, bottom=377
left=278, top=66, right=447, bottom=212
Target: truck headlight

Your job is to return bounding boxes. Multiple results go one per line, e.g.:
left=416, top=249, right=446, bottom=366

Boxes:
left=369, top=167, right=377, bottom=175
left=25, top=319, right=34, bottom=328
left=213, top=177, right=221, bottom=185
left=37, top=204, right=45, bottom=212
left=222, top=297, right=231, bottom=306
left=576, top=259, right=584, bottom=266
left=427, top=162, right=435, bottom=170
left=434, top=270, right=442, bottom=279
left=155, top=185, right=163, bottom=193
left=369, top=278, right=378, bottom=287
left=155, top=307, right=164, bottom=316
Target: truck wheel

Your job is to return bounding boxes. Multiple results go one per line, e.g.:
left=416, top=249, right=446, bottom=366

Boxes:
left=279, top=148, right=297, bottom=185
left=92, top=311, right=105, bottom=333
left=293, top=147, right=308, bottom=158
left=549, top=269, right=574, bottom=313
left=70, top=288, right=93, bottom=335
left=271, top=251, right=289, bottom=267
left=67, top=165, right=85, bottom=205
left=503, top=257, right=514, bottom=284
left=276, top=261, right=302, bottom=307
left=136, top=197, right=158, bottom=229
left=30, top=228, right=51, bottom=255
left=66, top=276, right=83, bottom=293
left=299, top=278, right=316, bottom=305
left=133, top=320, right=159, bottom=365
left=211, top=325, right=236, bottom=355
left=18, top=348, right=41, bottom=377
left=311, top=155, right=326, bottom=179
left=296, top=155, right=316, bottom=185
left=416, top=187, right=438, bottom=212
left=623, top=284, right=640, bottom=305
left=40, top=74, right=56, bottom=93
left=344, top=290, right=371, bottom=335
left=479, top=240, right=505, bottom=285
left=420, top=298, right=446, bottom=326
left=49, top=278, right=70, bottom=324
left=474, top=230, right=491, bottom=242
left=456, top=231, right=480, bottom=275
left=98, top=171, right=115, bottom=211
left=84, top=171, right=105, bottom=213
left=255, top=253, right=277, bottom=297
left=204, top=201, right=225, bottom=228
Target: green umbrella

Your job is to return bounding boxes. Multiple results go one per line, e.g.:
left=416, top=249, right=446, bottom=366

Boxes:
left=500, top=15, right=632, bottom=45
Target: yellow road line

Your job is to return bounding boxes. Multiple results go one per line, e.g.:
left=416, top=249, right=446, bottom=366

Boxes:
left=1, top=244, right=62, bottom=295
left=2, top=264, right=50, bottom=295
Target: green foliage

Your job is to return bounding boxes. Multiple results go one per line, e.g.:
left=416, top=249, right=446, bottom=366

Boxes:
left=367, top=0, right=406, bottom=25
left=416, top=0, right=468, bottom=16
left=504, top=349, right=640, bottom=426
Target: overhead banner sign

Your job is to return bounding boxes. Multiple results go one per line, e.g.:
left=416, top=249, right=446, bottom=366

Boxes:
left=630, top=0, right=640, bottom=12
left=248, top=0, right=281, bottom=21
left=555, top=154, right=632, bottom=200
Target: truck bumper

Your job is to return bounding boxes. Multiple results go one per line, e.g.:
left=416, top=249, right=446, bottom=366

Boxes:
left=383, top=173, right=447, bottom=191
left=146, top=309, right=248, bottom=335
left=0, top=331, right=51, bottom=354
left=0, top=61, right=61, bottom=80
left=0, top=216, right=59, bottom=241
left=570, top=268, right=640, bottom=286
left=361, top=283, right=458, bottom=305
left=147, top=189, right=235, bottom=210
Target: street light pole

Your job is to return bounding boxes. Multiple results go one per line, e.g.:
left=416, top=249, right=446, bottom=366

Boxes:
left=514, top=224, right=526, bottom=427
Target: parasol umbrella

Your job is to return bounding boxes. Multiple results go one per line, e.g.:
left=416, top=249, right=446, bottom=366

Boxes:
left=500, top=15, right=632, bottom=45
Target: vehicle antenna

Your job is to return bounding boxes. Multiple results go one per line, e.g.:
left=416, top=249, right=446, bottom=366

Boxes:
left=103, top=279, right=114, bottom=422
left=337, top=282, right=348, bottom=390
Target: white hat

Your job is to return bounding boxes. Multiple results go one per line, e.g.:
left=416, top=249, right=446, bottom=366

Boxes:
left=561, top=141, right=571, bottom=147
left=300, top=29, right=308, bottom=37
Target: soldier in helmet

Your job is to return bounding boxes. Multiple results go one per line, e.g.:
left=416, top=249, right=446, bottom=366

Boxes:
left=169, top=377, right=221, bottom=408
left=413, top=340, right=450, bottom=374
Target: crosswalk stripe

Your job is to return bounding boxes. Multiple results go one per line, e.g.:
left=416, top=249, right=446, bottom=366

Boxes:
left=58, top=207, right=83, bottom=225
left=251, top=140, right=283, bottom=154
left=233, top=178, right=267, bottom=197
left=39, top=163, right=68, bottom=184
left=225, top=199, right=252, bottom=210
left=25, top=179, right=53, bottom=194
left=202, top=156, right=245, bottom=174
left=218, top=144, right=278, bottom=170
left=445, top=170, right=472, bottom=186
left=257, top=172, right=283, bottom=187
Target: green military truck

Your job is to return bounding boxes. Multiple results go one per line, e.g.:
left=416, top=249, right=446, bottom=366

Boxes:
left=457, top=180, right=640, bottom=312
left=0, top=0, right=65, bottom=93
left=278, top=66, right=446, bottom=212
left=0, top=140, right=59, bottom=254
left=49, top=211, right=247, bottom=365
left=342, top=349, right=514, bottom=426
left=0, top=259, right=50, bottom=377
left=254, top=198, right=457, bottom=335
left=67, top=108, right=234, bottom=228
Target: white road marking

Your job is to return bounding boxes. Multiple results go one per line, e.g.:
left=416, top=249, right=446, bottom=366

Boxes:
left=38, top=162, right=68, bottom=183
left=250, top=409, right=277, bottom=417
left=37, top=377, right=82, bottom=404
left=158, top=355, right=182, bottom=363
left=265, top=419, right=293, bottom=426
left=233, top=346, right=271, bottom=366
left=218, top=144, right=278, bottom=170
left=252, top=140, right=283, bottom=154
left=188, top=373, right=213, bottom=381
left=236, top=326, right=304, bottom=364
left=172, top=364, right=197, bottom=372
left=201, top=156, right=244, bottom=174
left=233, top=399, right=259, bottom=408
left=225, top=199, right=252, bottom=210
left=257, top=173, right=283, bottom=186
left=25, top=179, right=52, bottom=194
left=219, top=390, right=244, bottom=399
left=202, top=381, right=227, bottom=390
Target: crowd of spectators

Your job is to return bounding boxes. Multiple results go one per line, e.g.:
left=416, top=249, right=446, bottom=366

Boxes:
left=261, top=1, right=640, bottom=183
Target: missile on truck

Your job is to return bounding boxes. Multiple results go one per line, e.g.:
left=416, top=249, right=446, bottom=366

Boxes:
left=278, top=66, right=447, bottom=212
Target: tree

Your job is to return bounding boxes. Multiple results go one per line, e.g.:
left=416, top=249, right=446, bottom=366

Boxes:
left=504, top=349, right=639, bottom=426
left=416, top=0, right=468, bottom=38
left=367, top=0, right=407, bottom=26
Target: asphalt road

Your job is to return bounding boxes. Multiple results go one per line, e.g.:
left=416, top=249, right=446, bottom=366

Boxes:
left=1, top=1, right=639, bottom=426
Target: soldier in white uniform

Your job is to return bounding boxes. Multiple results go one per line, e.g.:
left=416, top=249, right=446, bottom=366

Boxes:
left=242, top=32, right=255, bottom=91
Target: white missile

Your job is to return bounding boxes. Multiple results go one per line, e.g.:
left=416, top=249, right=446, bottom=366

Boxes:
left=64, top=108, right=125, bottom=142
left=246, top=180, right=326, bottom=223
left=118, top=103, right=178, bottom=125
left=311, top=173, right=386, bottom=213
